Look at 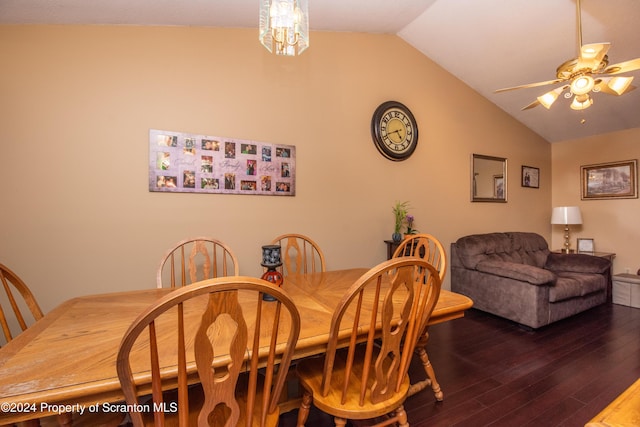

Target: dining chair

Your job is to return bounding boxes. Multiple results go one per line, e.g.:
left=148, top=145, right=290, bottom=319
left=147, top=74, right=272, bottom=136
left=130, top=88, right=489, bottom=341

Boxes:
left=392, top=233, right=447, bottom=401
left=0, top=263, right=121, bottom=427
left=0, top=262, right=44, bottom=345
left=295, top=257, right=442, bottom=427
left=270, top=234, right=326, bottom=276
left=117, top=276, right=301, bottom=427
left=156, top=237, right=239, bottom=288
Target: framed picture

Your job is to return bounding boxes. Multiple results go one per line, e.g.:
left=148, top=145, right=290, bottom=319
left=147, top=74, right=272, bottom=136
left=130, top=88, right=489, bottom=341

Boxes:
left=577, top=238, right=594, bottom=253
left=581, top=159, right=637, bottom=200
left=521, top=165, right=539, bottom=188
left=493, top=175, right=504, bottom=199
left=149, top=129, right=296, bottom=196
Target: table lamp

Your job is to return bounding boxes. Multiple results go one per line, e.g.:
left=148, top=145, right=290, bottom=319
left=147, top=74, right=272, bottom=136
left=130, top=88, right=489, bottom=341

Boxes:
left=551, top=206, right=582, bottom=253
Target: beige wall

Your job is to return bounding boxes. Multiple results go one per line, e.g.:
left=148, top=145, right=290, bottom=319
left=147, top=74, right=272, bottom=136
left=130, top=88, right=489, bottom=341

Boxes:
left=551, top=128, right=640, bottom=275
left=0, top=25, right=552, bottom=312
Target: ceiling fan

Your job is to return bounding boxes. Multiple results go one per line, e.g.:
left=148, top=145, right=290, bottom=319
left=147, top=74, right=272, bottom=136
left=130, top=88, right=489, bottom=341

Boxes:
left=495, top=0, right=640, bottom=111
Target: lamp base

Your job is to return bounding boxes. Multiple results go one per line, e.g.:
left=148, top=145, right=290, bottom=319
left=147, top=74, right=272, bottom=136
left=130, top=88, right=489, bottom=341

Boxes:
left=562, top=225, right=572, bottom=254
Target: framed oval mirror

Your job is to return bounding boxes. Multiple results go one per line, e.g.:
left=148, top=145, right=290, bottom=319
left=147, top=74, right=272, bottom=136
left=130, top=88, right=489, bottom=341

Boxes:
left=472, top=154, right=507, bottom=202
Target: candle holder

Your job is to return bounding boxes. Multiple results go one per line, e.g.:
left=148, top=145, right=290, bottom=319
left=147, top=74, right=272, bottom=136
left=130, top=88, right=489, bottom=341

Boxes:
left=260, top=244, right=283, bottom=301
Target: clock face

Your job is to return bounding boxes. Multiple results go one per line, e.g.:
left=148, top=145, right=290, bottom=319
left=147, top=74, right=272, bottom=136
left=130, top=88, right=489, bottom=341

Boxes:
left=371, top=101, right=418, bottom=161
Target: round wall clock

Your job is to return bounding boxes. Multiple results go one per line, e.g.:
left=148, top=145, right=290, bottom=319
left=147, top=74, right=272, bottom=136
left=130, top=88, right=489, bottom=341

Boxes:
left=371, top=100, right=419, bottom=161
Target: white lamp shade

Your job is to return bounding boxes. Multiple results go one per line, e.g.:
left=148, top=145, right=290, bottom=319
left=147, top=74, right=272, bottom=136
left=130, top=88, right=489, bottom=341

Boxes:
left=551, top=206, right=582, bottom=225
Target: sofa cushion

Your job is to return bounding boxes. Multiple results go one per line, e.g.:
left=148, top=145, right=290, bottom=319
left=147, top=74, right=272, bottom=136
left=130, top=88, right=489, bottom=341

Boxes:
left=455, top=233, right=515, bottom=269
left=549, top=272, right=607, bottom=302
left=507, top=232, right=550, bottom=268
left=476, top=260, right=557, bottom=285
left=545, top=252, right=611, bottom=274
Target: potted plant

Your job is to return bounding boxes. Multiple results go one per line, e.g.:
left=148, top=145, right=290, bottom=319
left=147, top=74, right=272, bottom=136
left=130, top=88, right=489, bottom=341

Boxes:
left=392, top=201, right=410, bottom=242
left=405, top=214, right=418, bottom=236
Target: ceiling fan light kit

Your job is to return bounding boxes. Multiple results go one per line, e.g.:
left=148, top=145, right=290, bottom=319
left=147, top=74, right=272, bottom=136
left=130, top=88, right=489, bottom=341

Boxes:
left=571, top=75, right=594, bottom=95
left=570, top=94, right=593, bottom=111
left=495, top=0, right=640, bottom=114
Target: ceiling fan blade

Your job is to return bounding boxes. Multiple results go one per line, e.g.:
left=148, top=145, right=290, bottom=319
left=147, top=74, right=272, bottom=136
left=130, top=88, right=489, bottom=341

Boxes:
left=576, top=43, right=610, bottom=70
left=521, top=99, right=541, bottom=110
left=494, top=79, right=564, bottom=93
left=601, top=58, right=640, bottom=75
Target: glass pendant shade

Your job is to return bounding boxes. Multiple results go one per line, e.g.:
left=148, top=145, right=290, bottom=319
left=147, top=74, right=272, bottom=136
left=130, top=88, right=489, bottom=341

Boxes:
left=570, top=94, right=593, bottom=110
left=607, top=76, right=634, bottom=95
left=570, top=75, right=595, bottom=95
left=259, top=0, right=309, bottom=56
left=537, top=86, right=565, bottom=109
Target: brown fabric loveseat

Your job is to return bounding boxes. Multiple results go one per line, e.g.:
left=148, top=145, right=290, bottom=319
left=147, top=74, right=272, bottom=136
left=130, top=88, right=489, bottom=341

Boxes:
left=450, top=232, right=611, bottom=329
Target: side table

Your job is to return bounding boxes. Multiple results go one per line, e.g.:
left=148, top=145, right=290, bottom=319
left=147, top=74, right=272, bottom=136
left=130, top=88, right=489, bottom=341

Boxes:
left=384, top=240, right=401, bottom=260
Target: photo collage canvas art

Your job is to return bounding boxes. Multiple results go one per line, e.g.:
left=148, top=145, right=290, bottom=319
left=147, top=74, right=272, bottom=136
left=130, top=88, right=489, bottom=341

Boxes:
left=149, top=129, right=296, bottom=196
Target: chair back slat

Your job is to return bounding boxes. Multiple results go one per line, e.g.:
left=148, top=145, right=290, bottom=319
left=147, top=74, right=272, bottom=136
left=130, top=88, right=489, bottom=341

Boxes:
left=319, top=258, right=441, bottom=406
left=246, top=296, right=264, bottom=427
left=177, top=303, right=189, bottom=426
left=392, top=233, right=447, bottom=282
left=196, top=291, right=246, bottom=427
left=117, top=277, right=300, bottom=427
left=270, top=234, right=326, bottom=276
left=148, top=321, right=165, bottom=426
left=157, top=237, right=239, bottom=288
left=0, top=263, right=44, bottom=345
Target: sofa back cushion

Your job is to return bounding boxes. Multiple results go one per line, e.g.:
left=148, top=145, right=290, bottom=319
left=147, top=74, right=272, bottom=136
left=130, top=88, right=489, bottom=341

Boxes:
left=454, top=232, right=515, bottom=269
left=454, top=232, right=550, bottom=269
left=508, top=232, right=551, bottom=268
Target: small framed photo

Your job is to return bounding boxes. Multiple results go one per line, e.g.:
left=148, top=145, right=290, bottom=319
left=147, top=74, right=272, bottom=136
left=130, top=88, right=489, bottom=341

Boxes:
left=577, top=238, right=594, bottom=253
left=493, top=175, right=504, bottom=199
left=522, top=165, right=539, bottom=188
left=581, top=159, right=637, bottom=200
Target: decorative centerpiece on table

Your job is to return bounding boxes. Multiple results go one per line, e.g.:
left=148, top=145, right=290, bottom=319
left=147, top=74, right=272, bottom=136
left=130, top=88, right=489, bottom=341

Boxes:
left=260, top=244, right=283, bottom=301
left=392, top=201, right=414, bottom=242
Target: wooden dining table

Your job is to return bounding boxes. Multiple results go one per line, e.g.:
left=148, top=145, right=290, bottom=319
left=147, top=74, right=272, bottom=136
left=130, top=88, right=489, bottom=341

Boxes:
left=0, top=268, right=473, bottom=425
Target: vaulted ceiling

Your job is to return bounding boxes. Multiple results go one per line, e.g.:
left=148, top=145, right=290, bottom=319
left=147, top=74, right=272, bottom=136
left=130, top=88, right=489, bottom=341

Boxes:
left=2, top=0, right=639, bottom=143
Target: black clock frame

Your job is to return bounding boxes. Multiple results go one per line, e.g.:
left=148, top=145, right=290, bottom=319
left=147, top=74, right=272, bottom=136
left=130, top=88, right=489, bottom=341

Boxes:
left=371, top=100, right=419, bottom=161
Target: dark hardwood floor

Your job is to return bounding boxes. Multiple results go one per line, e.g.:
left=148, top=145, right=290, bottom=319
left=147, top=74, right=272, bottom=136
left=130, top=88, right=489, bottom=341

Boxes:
left=279, top=303, right=640, bottom=426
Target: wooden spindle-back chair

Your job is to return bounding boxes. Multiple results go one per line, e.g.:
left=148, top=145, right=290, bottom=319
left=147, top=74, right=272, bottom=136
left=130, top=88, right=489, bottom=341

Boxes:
left=295, top=257, right=441, bottom=426
left=1, top=264, right=122, bottom=427
left=393, top=233, right=447, bottom=401
left=392, top=233, right=447, bottom=401
left=117, top=277, right=301, bottom=427
left=0, top=262, right=43, bottom=345
left=156, top=237, right=239, bottom=288
left=270, top=234, right=326, bottom=276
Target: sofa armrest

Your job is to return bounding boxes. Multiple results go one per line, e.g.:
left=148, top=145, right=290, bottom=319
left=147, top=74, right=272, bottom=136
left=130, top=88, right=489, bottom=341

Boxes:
left=476, top=260, right=557, bottom=285
left=545, top=253, right=611, bottom=274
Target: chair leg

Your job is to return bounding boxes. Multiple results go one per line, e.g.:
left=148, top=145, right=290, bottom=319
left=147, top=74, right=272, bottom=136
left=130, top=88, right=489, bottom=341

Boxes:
left=334, top=417, right=347, bottom=427
left=417, top=345, right=443, bottom=401
left=408, top=330, right=443, bottom=401
left=395, top=405, right=408, bottom=427
left=296, top=390, right=312, bottom=427
left=57, top=413, right=73, bottom=427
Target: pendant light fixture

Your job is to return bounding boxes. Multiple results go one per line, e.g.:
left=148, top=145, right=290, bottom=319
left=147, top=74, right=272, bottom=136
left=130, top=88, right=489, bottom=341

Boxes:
left=259, top=0, right=309, bottom=56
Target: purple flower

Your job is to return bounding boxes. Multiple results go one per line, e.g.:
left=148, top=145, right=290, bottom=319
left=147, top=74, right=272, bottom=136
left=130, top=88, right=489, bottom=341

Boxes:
left=406, top=215, right=414, bottom=227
